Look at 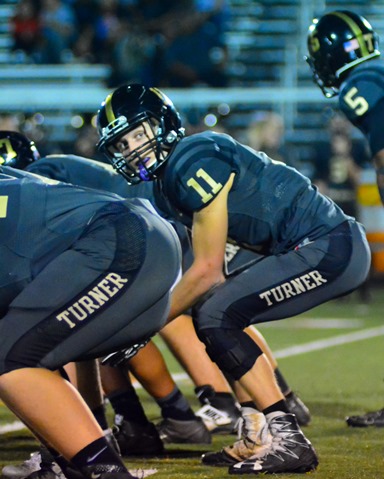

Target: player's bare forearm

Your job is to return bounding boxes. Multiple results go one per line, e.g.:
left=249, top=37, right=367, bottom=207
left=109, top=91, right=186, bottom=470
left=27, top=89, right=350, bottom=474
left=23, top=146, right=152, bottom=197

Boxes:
left=167, top=265, right=225, bottom=322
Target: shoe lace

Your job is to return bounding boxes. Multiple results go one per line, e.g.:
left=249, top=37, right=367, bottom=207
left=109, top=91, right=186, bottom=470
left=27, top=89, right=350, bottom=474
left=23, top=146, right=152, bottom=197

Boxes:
left=262, top=415, right=310, bottom=460
left=224, top=409, right=272, bottom=460
left=224, top=414, right=272, bottom=461
left=241, top=410, right=270, bottom=446
left=236, top=416, right=244, bottom=439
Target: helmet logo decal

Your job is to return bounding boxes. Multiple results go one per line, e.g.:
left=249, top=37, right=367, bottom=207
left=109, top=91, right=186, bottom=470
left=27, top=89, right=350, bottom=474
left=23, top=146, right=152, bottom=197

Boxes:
left=331, top=11, right=369, bottom=56
left=309, top=35, right=320, bottom=53
left=0, top=138, right=17, bottom=163
left=343, top=38, right=360, bottom=52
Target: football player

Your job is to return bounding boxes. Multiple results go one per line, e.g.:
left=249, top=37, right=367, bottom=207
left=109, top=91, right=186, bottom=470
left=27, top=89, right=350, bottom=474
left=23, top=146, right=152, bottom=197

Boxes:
left=20, top=130, right=312, bottom=425
left=95, top=83, right=371, bottom=475
left=4, top=129, right=311, bottom=429
left=306, top=9, right=384, bottom=428
left=0, top=130, right=314, bottom=479
left=0, top=158, right=181, bottom=479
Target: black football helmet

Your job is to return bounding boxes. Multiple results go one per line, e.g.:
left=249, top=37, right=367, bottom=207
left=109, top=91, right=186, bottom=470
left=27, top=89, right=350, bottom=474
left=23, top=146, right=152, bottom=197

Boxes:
left=306, top=10, right=380, bottom=97
left=0, top=130, right=40, bottom=169
left=97, top=83, right=185, bottom=184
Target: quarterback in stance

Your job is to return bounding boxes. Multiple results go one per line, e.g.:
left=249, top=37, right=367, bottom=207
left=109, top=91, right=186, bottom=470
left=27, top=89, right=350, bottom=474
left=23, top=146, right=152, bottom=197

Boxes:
left=95, top=83, right=371, bottom=474
left=0, top=157, right=181, bottom=479
left=306, top=9, right=384, bottom=428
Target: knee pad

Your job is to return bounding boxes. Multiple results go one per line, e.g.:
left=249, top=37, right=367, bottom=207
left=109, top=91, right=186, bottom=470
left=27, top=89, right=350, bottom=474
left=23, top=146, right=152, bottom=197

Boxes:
left=197, top=327, right=263, bottom=380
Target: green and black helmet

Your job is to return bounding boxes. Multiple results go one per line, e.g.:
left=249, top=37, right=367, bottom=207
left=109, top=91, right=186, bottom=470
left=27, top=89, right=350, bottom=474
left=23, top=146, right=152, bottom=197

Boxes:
left=306, top=10, right=380, bottom=97
left=0, top=131, right=40, bottom=169
left=97, top=83, right=184, bottom=184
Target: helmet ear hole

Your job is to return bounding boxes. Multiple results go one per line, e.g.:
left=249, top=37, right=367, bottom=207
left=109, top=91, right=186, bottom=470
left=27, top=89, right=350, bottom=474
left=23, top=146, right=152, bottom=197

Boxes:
left=165, top=131, right=178, bottom=144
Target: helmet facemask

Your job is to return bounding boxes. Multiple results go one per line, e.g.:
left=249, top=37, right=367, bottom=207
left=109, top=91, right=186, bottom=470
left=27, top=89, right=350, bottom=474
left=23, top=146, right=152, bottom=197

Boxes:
left=100, top=114, right=172, bottom=185
left=97, top=84, right=185, bottom=184
left=305, top=55, right=340, bottom=98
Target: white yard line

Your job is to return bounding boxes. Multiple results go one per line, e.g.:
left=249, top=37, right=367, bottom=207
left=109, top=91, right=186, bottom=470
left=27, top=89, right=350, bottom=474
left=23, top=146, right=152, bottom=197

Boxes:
left=0, top=420, right=26, bottom=434
left=1, top=325, right=384, bottom=435
left=273, top=325, right=384, bottom=359
left=171, top=325, right=384, bottom=381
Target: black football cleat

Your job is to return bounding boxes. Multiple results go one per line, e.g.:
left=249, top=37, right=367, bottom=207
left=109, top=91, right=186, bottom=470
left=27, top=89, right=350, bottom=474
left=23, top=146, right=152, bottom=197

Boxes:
left=157, top=416, right=211, bottom=444
left=202, top=408, right=272, bottom=467
left=113, top=418, right=164, bottom=456
left=285, top=391, right=311, bottom=426
left=229, top=413, right=319, bottom=475
left=346, top=408, right=384, bottom=427
left=201, top=449, right=238, bottom=467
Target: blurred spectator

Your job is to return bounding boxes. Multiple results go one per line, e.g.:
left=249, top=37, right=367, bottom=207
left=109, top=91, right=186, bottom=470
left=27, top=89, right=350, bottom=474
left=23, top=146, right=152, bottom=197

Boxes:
left=8, top=0, right=230, bottom=89
left=311, top=114, right=370, bottom=218
left=92, top=0, right=124, bottom=65
left=10, top=0, right=42, bottom=63
left=73, top=123, right=106, bottom=162
left=0, top=113, right=21, bottom=132
left=70, top=0, right=99, bottom=63
left=71, top=23, right=95, bottom=63
left=246, top=111, right=299, bottom=168
left=107, top=18, right=157, bottom=87
left=311, top=114, right=372, bottom=302
left=106, top=0, right=192, bottom=87
left=161, top=0, right=229, bottom=87
left=38, top=0, right=77, bottom=63
left=135, top=0, right=190, bottom=41
left=194, top=0, right=230, bottom=36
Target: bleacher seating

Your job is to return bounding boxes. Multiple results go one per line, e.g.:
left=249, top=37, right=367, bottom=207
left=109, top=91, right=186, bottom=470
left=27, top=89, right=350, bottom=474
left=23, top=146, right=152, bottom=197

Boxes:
left=223, top=0, right=383, bottom=151
left=0, top=0, right=16, bottom=64
left=0, top=0, right=382, bottom=152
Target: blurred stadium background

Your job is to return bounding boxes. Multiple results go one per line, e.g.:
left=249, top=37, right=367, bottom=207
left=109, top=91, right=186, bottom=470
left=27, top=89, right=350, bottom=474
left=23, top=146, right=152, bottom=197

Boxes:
left=1, top=0, right=384, bottom=276
left=1, top=3, right=384, bottom=477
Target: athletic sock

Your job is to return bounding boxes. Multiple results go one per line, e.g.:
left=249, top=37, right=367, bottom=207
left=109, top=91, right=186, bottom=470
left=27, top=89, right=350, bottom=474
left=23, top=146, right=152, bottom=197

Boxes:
left=107, top=387, right=149, bottom=425
left=195, top=385, right=238, bottom=411
left=71, top=436, right=126, bottom=477
left=156, top=386, right=196, bottom=420
left=262, top=399, right=289, bottom=416
left=240, top=401, right=257, bottom=409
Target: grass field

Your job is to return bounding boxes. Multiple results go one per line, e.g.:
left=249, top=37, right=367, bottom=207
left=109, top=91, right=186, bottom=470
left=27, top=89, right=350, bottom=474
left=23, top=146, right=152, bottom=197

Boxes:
left=1, top=283, right=383, bottom=479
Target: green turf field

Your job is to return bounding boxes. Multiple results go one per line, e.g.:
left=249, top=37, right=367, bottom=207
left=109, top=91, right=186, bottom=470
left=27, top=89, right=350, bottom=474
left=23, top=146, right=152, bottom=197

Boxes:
left=1, top=283, right=383, bottom=479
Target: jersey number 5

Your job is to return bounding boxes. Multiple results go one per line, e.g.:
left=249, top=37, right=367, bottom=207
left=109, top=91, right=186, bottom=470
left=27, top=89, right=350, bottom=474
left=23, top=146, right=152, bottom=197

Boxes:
left=0, top=196, right=8, bottom=218
left=344, top=87, right=369, bottom=115
left=187, top=168, right=223, bottom=204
